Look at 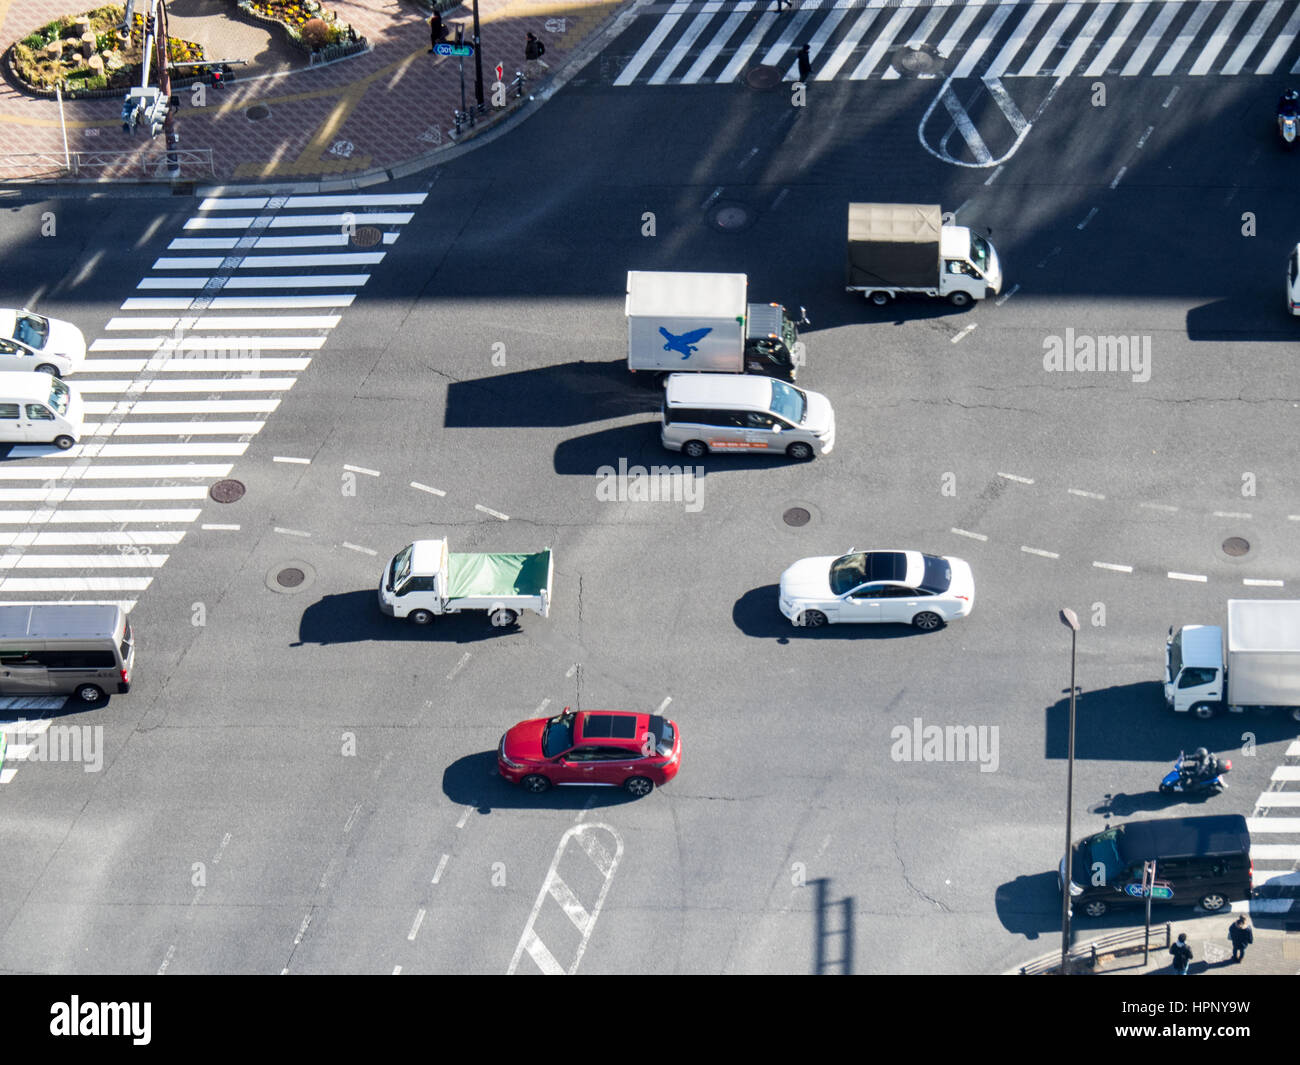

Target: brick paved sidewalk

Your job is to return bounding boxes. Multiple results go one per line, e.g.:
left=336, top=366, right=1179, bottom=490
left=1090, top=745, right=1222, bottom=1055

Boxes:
left=0, top=0, right=633, bottom=184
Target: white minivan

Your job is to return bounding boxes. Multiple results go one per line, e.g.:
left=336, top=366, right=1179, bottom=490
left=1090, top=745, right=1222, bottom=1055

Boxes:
left=0, top=371, right=83, bottom=450
left=661, top=372, right=836, bottom=461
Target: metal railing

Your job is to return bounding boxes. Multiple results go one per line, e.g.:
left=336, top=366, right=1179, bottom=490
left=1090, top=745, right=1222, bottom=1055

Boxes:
left=0, top=148, right=214, bottom=181
left=1019, top=923, right=1172, bottom=975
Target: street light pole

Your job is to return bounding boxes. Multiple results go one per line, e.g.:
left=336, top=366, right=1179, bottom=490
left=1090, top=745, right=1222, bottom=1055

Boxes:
left=1059, top=607, right=1080, bottom=974
left=472, top=0, right=484, bottom=109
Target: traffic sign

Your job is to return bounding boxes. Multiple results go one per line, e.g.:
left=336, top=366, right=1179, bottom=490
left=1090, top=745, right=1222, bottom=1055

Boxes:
left=434, top=42, right=474, bottom=57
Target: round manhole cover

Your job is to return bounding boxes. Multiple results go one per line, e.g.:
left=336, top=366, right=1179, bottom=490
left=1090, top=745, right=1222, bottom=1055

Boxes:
left=210, top=479, right=245, bottom=503
left=246, top=104, right=271, bottom=121
left=783, top=507, right=811, bottom=527
left=277, top=567, right=305, bottom=588
left=1222, top=536, right=1250, bottom=557
left=895, top=47, right=941, bottom=74
left=709, top=203, right=753, bottom=232
left=350, top=225, right=382, bottom=248
left=745, top=64, right=782, bottom=90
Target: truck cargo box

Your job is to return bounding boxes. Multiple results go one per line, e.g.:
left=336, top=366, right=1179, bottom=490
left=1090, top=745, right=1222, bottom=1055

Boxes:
left=1226, top=599, right=1300, bottom=708
left=846, top=203, right=942, bottom=289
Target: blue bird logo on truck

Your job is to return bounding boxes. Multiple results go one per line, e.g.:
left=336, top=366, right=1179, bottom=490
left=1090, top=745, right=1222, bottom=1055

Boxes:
left=659, top=326, right=712, bottom=359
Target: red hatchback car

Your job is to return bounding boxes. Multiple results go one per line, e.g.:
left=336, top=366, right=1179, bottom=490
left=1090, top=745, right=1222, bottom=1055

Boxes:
left=498, top=708, right=681, bottom=797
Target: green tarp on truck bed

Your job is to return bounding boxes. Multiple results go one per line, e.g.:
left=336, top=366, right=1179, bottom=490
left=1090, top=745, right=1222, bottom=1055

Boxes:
left=447, top=550, right=551, bottom=600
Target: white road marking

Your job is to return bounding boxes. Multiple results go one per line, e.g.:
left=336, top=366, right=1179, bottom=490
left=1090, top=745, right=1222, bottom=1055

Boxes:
left=994, top=282, right=1019, bottom=305
left=293, top=913, right=312, bottom=946
left=950, top=528, right=988, bottom=542
left=1068, top=488, right=1105, bottom=500
left=565, top=663, right=578, bottom=678
left=84, top=420, right=265, bottom=436
left=0, top=554, right=167, bottom=570
left=432, top=854, right=449, bottom=884
left=0, top=486, right=207, bottom=502
left=616, top=0, right=692, bottom=85
left=0, top=509, right=200, bottom=524
left=1141, top=502, right=1178, bottom=513
left=274, top=527, right=312, bottom=538
left=139, top=274, right=370, bottom=290
left=1243, top=578, right=1284, bottom=587
left=343, top=801, right=362, bottom=833
left=392, top=966, right=402, bottom=975
left=201, top=524, right=240, bottom=531
left=446, top=652, right=472, bottom=681
left=1168, top=571, right=1207, bottom=582
left=274, top=456, right=311, bottom=465
left=0, top=531, right=183, bottom=546
left=1092, top=562, right=1133, bottom=573
left=657, top=696, right=672, bottom=713
left=1155, top=1, right=1217, bottom=75
left=1222, top=0, right=1283, bottom=74
left=1020, top=546, right=1060, bottom=559
left=475, top=504, right=509, bottom=521
left=456, top=804, right=473, bottom=829
left=1213, top=511, right=1251, bottom=519
left=535, top=697, right=552, bottom=716
left=1272, top=766, right=1300, bottom=780
left=1255, top=793, right=1300, bottom=807
left=817, top=0, right=887, bottom=80
left=1123, top=2, right=1185, bottom=75
left=1076, top=207, right=1098, bottom=229
left=508, top=823, right=624, bottom=976
left=0, top=464, right=231, bottom=481
left=1109, top=166, right=1127, bottom=189
left=682, top=1, right=755, bottom=83
left=1084, top=1, right=1149, bottom=77
left=343, top=464, right=380, bottom=477
left=1188, top=0, right=1250, bottom=75
left=410, top=482, right=446, bottom=496
left=996, top=472, right=1034, bottom=484
left=1262, top=3, right=1300, bottom=72
left=1250, top=844, right=1300, bottom=860
left=407, top=908, right=426, bottom=941
left=953, top=0, right=1015, bottom=78
left=950, top=323, right=977, bottom=343
left=1248, top=818, right=1300, bottom=834
left=342, top=543, right=378, bottom=556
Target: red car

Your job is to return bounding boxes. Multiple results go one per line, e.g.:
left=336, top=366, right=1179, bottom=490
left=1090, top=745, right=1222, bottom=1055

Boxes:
left=498, top=708, right=681, bottom=797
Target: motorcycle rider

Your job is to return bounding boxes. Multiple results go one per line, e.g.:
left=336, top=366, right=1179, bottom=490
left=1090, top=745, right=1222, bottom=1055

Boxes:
left=1181, top=746, right=1218, bottom=784
left=1279, top=88, right=1300, bottom=115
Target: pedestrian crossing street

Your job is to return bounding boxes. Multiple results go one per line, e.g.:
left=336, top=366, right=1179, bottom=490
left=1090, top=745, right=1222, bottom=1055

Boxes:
left=1241, top=739, right=1300, bottom=914
left=612, top=0, right=1300, bottom=86
left=0, top=192, right=426, bottom=780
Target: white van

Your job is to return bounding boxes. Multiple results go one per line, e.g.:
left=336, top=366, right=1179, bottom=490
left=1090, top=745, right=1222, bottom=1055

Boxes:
left=0, top=371, right=83, bottom=450
left=0, top=603, right=135, bottom=704
left=661, top=372, right=836, bottom=461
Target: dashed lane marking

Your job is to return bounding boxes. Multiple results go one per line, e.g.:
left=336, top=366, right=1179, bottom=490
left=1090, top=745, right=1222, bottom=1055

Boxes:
left=446, top=652, right=471, bottom=681
left=1020, top=546, right=1059, bottom=559
left=273, top=456, right=311, bottom=465
left=996, top=472, right=1034, bottom=485
left=1213, top=510, right=1251, bottom=519
left=343, top=464, right=381, bottom=477
left=1168, top=571, right=1208, bottom=583
left=1068, top=488, right=1105, bottom=500
left=432, top=854, right=449, bottom=884
left=410, top=482, right=446, bottom=496
left=951, top=323, right=977, bottom=343
left=475, top=504, right=510, bottom=521
left=951, top=528, right=988, bottom=542
left=274, top=527, right=312, bottom=538
left=407, top=908, right=426, bottom=942
left=1141, top=502, right=1178, bottom=513
left=342, top=542, right=378, bottom=556
left=201, top=523, right=240, bottom=531
left=1092, top=562, right=1133, bottom=573
left=1244, top=578, right=1285, bottom=587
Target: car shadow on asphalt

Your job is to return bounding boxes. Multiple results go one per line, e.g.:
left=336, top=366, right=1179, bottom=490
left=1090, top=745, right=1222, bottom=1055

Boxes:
left=293, top=590, right=525, bottom=645
left=445, top=360, right=660, bottom=429
left=1186, top=296, right=1298, bottom=342
left=994, top=871, right=1066, bottom=940
left=733, top=585, right=935, bottom=640
left=442, top=751, right=649, bottom=811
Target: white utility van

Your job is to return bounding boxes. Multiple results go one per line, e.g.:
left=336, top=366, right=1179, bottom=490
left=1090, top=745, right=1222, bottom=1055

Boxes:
left=0, top=371, right=83, bottom=449
left=661, top=372, right=836, bottom=461
left=0, top=603, right=135, bottom=704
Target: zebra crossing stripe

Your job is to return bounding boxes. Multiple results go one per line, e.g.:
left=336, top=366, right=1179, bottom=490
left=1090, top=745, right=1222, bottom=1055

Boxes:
left=1054, top=3, right=1120, bottom=78
left=82, top=421, right=264, bottom=436
left=0, top=577, right=153, bottom=591
left=0, top=531, right=184, bottom=546
left=1189, top=0, right=1251, bottom=74
left=1015, top=2, right=1083, bottom=77
left=105, top=316, right=337, bottom=331
left=953, top=1, right=1017, bottom=78
left=615, top=0, right=692, bottom=86
left=717, top=6, right=783, bottom=82
left=0, top=509, right=201, bottom=524
left=1154, top=0, right=1218, bottom=75
left=851, top=3, right=915, bottom=79
left=650, top=2, right=727, bottom=84
left=0, top=554, right=168, bottom=569
left=682, top=0, right=756, bottom=82
left=0, top=464, right=232, bottom=480
left=816, top=0, right=887, bottom=80
left=984, top=2, right=1052, bottom=79
left=936, top=0, right=987, bottom=59
left=1123, top=0, right=1186, bottom=73
left=761, top=0, right=823, bottom=72
left=1084, top=2, right=1150, bottom=76
left=1223, top=0, right=1284, bottom=73
left=1258, top=0, right=1300, bottom=70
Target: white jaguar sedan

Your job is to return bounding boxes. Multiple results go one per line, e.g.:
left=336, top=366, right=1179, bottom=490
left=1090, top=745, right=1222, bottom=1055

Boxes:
left=0, top=308, right=86, bottom=377
left=778, top=549, right=975, bottom=631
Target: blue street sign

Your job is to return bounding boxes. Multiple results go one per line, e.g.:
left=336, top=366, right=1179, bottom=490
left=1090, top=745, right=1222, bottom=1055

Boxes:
left=435, top=42, right=474, bottom=56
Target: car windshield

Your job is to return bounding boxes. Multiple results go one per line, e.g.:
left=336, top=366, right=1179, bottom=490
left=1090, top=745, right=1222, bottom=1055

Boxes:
left=919, top=555, right=951, bottom=594
left=829, top=553, right=867, bottom=596
left=1169, top=630, right=1183, bottom=678
left=14, top=312, right=49, bottom=350
left=769, top=379, right=806, bottom=423
left=969, top=233, right=991, bottom=273
left=47, top=376, right=70, bottom=416
left=542, top=715, right=575, bottom=757
left=391, top=544, right=414, bottom=591
left=1085, top=828, right=1126, bottom=883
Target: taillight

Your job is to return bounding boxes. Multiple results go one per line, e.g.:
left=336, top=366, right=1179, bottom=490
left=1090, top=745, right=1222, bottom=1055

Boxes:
left=1223, top=760, right=1232, bottom=770
left=955, top=595, right=969, bottom=602
left=120, top=667, right=129, bottom=684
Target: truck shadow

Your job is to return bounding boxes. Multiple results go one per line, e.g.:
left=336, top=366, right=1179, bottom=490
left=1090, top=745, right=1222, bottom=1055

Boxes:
left=293, top=590, right=519, bottom=646
left=444, top=359, right=659, bottom=429
left=442, top=751, right=650, bottom=811
left=732, top=585, right=934, bottom=640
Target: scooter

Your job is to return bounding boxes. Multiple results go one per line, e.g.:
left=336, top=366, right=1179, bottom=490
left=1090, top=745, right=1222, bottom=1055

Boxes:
left=1279, top=110, right=1298, bottom=148
left=1159, top=749, right=1230, bottom=795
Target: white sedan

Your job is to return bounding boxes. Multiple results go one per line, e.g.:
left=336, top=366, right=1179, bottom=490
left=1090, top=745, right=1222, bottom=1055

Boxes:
left=0, top=308, right=85, bottom=377
left=779, top=549, right=975, bottom=631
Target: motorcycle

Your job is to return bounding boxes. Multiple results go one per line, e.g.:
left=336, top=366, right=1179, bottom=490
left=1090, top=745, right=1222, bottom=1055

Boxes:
left=1159, top=749, right=1230, bottom=795
left=1278, top=92, right=1299, bottom=147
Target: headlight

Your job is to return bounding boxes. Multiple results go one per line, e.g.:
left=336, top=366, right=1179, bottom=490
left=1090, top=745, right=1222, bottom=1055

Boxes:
left=498, top=737, right=522, bottom=770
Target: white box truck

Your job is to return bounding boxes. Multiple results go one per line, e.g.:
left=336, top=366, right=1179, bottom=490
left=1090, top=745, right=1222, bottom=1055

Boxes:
left=1164, top=600, right=1300, bottom=721
left=378, top=539, right=553, bottom=628
left=845, top=203, right=1002, bottom=308
left=626, top=271, right=807, bottom=381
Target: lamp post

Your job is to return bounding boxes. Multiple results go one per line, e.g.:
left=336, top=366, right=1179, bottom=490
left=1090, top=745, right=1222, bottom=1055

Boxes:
left=1059, top=607, right=1080, bottom=974
left=472, top=0, right=484, bottom=109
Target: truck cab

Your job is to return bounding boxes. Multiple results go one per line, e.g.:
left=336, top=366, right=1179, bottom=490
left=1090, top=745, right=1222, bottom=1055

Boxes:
left=940, top=226, right=1002, bottom=303
left=744, top=302, right=804, bottom=379
left=1164, top=624, right=1225, bottom=718
left=378, top=539, right=450, bottom=621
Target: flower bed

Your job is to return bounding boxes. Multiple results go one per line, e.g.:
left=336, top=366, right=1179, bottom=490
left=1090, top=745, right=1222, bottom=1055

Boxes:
left=6, top=6, right=207, bottom=97
left=233, top=0, right=363, bottom=56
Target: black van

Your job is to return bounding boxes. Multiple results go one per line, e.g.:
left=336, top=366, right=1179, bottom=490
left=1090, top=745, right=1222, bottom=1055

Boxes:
left=1059, top=815, right=1251, bottom=918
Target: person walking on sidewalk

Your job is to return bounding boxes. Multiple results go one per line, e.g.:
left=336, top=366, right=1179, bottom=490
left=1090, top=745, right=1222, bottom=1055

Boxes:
left=525, top=31, right=549, bottom=75
left=428, top=11, right=446, bottom=53
left=1228, top=916, right=1253, bottom=963
left=797, top=43, right=811, bottom=83
left=1169, top=932, right=1193, bottom=975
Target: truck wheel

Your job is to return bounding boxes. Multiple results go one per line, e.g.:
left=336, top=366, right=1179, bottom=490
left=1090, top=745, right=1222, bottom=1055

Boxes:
left=54, top=435, right=75, bottom=450
left=489, top=608, right=518, bottom=628
left=948, top=291, right=972, bottom=308
left=785, top=442, right=814, bottom=461
left=868, top=291, right=890, bottom=307
left=682, top=440, right=708, bottom=459
left=1191, top=702, right=1218, bottom=720
left=408, top=609, right=434, bottom=625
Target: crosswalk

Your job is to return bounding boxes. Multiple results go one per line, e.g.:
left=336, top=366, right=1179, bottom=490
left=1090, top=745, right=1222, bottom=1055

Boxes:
left=1240, top=739, right=1300, bottom=915
left=0, top=192, right=425, bottom=780
left=611, top=0, right=1300, bottom=85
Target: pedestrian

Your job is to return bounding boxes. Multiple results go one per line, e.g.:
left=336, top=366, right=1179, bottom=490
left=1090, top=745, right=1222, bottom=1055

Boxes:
left=428, top=11, right=445, bottom=53
left=1228, top=915, right=1253, bottom=963
left=797, top=43, right=811, bottom=83
left=525, top=31, right=548, bottom=78
left=1169, top=932, right=1193, bottom=975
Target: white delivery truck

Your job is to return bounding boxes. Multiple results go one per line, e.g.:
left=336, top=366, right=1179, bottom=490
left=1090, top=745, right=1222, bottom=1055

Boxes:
left=1165, top=600, right=1300, bottom=721
left=845, top=203, right=1002, bottom=308
left=378, top=538, right=553, bottom=628
left=626, top=270, right=807, bottom=381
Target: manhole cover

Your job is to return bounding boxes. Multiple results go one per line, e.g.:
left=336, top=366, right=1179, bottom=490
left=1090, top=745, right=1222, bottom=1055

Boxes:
left=783, top=507, right=811, bottom=527
left=745, top=64, right=782, bottom=90
left=350, top=225, right=382, bottom=248
left=1222, top=536, right=1250, bottom=557
left=894, top=46, right=941, bottom=73
left=276, top=568, right=305, bottom=588
left=210, top=479, right=245, bottom=503
left=246, top=104, right=271, bottom=121
left=709, top=203, right=753, bottom=232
